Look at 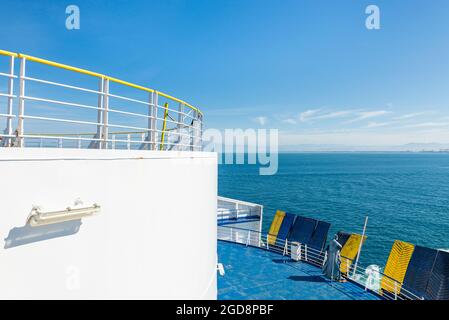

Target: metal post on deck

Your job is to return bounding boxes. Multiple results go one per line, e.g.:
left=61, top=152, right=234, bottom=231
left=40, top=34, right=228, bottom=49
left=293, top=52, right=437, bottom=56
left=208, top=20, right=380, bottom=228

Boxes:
left=352, top=216, right=369, bottom=278
left=101, top=79, right=109, bottom=149
left=177, top=102, right=184, bottom=150
left=90, top=77, right=104, bottom=149
left=199, top=113, right=203, bottom=151
left=150, top=91, right=158, bottom=150
left=142, top=91, right=154, bottom=150
left=16, top=57, right=26, bottom=147
left=190, top=110, right=198, bottom=151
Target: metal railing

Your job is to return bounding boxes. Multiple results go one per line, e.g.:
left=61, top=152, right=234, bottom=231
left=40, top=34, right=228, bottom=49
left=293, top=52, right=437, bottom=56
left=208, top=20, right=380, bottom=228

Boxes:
left=217, top=196, right=264, bottom=224
left=217, top=225, right=423, bottom=300
left=0, top=49, right=203, bottom=151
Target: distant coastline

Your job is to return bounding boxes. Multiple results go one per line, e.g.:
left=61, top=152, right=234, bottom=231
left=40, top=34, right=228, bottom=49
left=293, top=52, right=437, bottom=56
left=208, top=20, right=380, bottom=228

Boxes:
left=278, top=143, right=449, bottom=153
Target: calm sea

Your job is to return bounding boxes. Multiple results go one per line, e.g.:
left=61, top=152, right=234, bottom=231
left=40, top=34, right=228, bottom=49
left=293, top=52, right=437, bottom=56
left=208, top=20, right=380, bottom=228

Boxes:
left=218, top=153, right=449, bottom=266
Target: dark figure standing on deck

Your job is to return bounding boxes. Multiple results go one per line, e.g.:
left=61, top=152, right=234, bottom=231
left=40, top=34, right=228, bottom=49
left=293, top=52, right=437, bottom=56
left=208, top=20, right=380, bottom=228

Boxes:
left=322, top=234, right=342, bottom=281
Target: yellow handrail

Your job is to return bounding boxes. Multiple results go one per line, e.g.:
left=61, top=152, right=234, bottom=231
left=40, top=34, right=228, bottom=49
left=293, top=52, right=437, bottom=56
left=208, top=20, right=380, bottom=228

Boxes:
left=0, top=49, right=18, bottom=57
left=0, top=49, right=202, bottom=115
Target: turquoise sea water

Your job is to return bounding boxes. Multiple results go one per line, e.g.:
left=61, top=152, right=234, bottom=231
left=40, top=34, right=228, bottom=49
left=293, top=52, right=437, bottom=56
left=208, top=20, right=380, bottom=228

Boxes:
left=218, top=153, right=449, bottom=266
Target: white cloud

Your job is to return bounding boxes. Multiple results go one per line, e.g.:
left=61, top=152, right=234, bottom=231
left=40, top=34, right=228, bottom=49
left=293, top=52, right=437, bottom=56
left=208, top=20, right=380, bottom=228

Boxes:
left=254, top=116, right=267, bottom=126
left=289, top=109, right=355, bottom=124
left=393, top=112, right=427, bottom=120
left=299, top=109, right=321, bottom=122
left=283, top=118, right=297, bottom=125
left=365, top=121, right=395, bottom=128
left=312, top=110, right=355, bottom=120
left=344, top=110, right=390, bottom=124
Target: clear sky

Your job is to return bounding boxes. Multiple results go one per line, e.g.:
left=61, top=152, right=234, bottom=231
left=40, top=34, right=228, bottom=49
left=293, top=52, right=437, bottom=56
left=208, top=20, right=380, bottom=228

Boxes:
left=1, top=0, right=449, bottom=146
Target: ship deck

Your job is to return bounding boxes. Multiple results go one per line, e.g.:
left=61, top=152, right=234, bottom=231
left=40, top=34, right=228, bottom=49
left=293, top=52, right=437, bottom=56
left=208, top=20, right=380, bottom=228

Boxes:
left=217, top=241, right=381, bottom=300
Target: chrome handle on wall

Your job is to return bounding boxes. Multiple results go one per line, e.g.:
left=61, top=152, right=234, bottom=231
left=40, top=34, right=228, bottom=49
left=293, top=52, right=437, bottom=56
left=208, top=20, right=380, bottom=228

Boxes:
left=26, top=204, right=101, bottom=227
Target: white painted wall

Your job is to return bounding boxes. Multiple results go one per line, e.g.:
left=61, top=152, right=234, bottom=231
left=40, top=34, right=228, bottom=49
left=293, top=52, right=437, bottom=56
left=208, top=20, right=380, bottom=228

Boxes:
left=0, top=148, right=217, bottom=299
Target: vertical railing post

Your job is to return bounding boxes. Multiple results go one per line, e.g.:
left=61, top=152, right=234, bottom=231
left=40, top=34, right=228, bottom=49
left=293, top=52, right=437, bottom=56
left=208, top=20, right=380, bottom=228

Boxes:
left=142, top=91, right=154, bottom=150
left=150, top=91, right=158, bottom=150
left=101, top=78, right=109, bottom=149
left=3, top=55, right=15, bottom=147
left=177, top=102, right=184, bottom=150
left=190, top=110, right=201, bottom=151
left=190, top=110, right=196, bottom=151
left=16, top=56, right=26, bottom=147
left=199, top=113, right=203, bottom=151
left=90, top=77, right=104, bottom=149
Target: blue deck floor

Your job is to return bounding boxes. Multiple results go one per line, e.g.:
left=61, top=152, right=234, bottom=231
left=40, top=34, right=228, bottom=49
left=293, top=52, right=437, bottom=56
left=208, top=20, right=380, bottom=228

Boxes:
left=218, top=241, right=380, bottom=300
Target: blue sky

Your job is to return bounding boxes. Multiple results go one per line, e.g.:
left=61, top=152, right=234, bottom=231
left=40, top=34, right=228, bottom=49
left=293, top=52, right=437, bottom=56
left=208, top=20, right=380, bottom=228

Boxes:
left=1, top=0, right=449, bottom=146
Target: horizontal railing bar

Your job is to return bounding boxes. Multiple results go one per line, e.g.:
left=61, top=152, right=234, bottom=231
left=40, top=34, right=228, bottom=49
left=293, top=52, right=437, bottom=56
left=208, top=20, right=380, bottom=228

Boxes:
left=24, top=76, right=102, bottom=95
left=0, top=72, right=17, bottom=78
left=24, top=135, right=156, bottom=145
left=107, top=123, right=152, bottom=132
left=107, top=107, right=153, bottom=119
left=23, top=95, right=101, bottom=112
left=0, top=93, right=17, bottom=98
left=21, top=115, right=101, bottom=126
left=106, top=92, right=151, bottom=106
left=24, top=128, right=199, bottom=139
left=22, top=134, right=103, bottom=142
left=23, top=135, right=152, bottom=145
left=22, top=134, right=196, bottom=149
left=0, top=113, right=16, bottom=118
